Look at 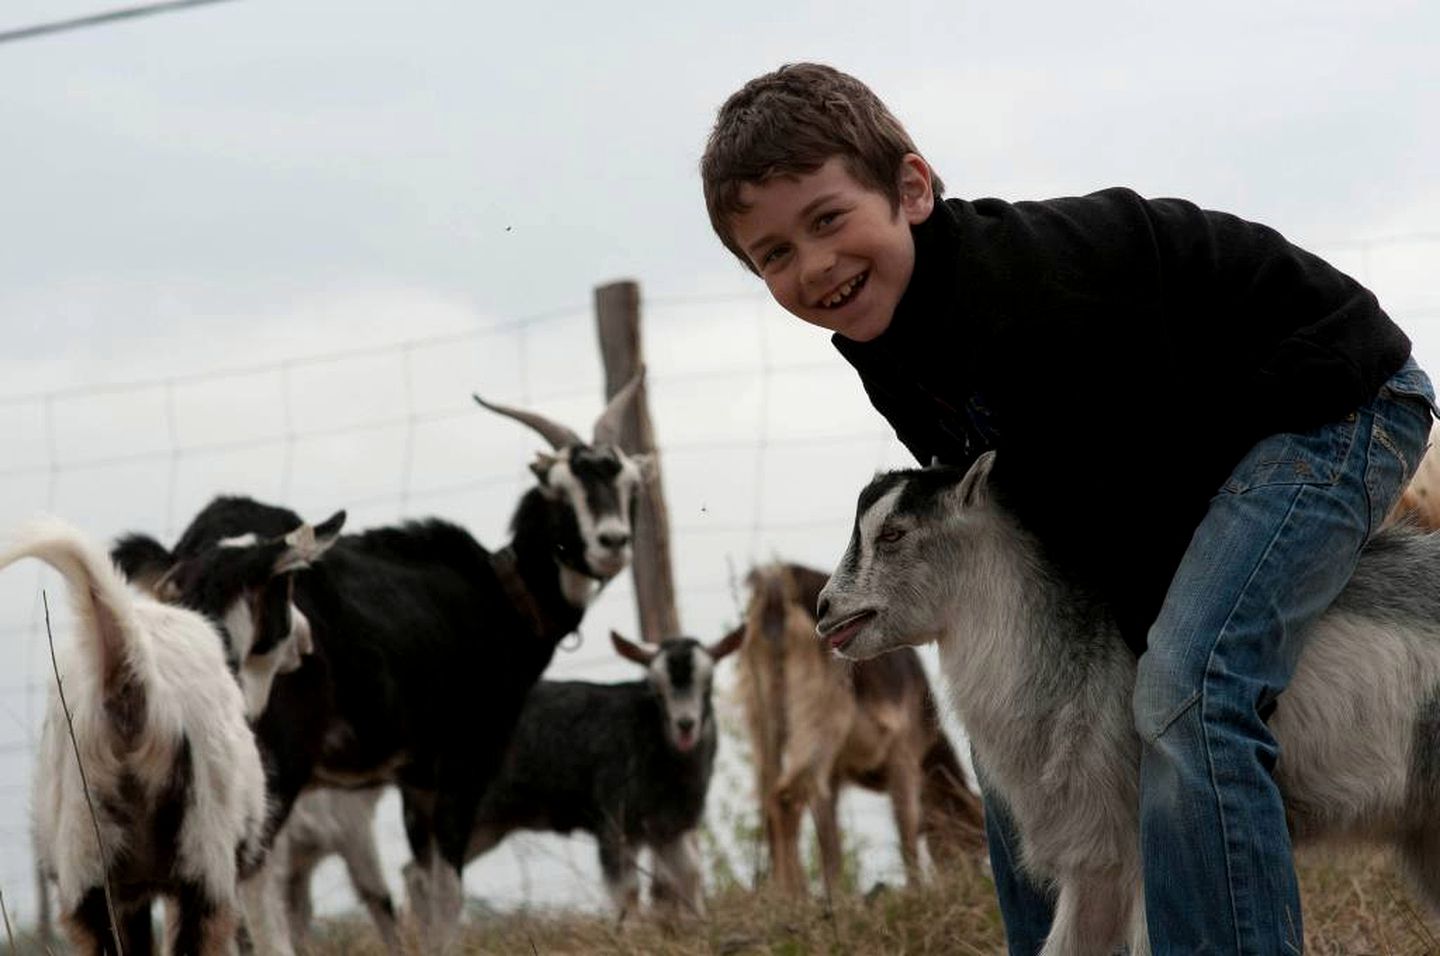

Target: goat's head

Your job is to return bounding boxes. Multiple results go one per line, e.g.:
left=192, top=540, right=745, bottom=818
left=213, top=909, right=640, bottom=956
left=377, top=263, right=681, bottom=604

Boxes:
left=817, top=452, right=1001, bottom=661
left=475, top=367, right=654, bottom=581
left=611, top=629, right=742, bottom=753
left=115, top=510, right=346, bottom=718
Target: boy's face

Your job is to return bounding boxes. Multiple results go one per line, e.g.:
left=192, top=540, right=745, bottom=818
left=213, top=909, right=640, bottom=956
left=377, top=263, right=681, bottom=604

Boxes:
left=729, top=154, right=934, bottom=342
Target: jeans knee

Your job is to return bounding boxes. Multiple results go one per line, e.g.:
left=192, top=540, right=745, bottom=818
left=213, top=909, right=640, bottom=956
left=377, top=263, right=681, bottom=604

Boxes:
left=1133, top=650, right=1201, bottom=744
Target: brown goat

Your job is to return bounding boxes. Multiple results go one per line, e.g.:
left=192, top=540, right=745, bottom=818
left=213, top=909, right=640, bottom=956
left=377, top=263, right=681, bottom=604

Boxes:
left=734, top=563, right=986, bottom=896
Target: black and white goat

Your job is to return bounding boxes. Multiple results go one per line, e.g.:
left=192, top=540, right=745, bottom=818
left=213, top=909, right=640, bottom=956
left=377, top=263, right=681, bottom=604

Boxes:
left=113, top=508, right=342, bottom=721
left=818, top=452, right=1440, bottom=955
left=112, top=503, right=350, bottom=953
left=2, top=519, right=271, bottom=955
left=122, top=370, right=652, bottom=951
left=407, top=629, right=741, bottom=923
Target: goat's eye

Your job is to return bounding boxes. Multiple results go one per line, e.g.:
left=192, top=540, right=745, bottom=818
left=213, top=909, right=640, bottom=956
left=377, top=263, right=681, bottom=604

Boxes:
left=877, top=528, right=906, bottom=545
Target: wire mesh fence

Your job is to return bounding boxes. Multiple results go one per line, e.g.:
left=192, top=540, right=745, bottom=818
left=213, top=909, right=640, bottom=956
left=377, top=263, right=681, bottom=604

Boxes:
left=1, top=230, right=1436, bottom=926
left=0, top=288, right=923, bottom=927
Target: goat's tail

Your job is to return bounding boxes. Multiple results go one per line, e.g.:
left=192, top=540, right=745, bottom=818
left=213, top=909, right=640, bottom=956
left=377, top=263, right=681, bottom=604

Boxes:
left=0, top=519, right=146, bottom=716
left=917, top=713, right=988, bottom=866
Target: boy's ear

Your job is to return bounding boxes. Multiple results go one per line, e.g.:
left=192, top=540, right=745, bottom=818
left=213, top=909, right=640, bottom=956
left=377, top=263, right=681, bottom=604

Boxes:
left=898, top=152, right=935, bottom=225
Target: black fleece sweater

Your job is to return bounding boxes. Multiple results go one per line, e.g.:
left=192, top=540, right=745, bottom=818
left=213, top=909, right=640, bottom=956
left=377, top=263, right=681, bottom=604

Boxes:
left=834, top=188, right=1410, bottom=653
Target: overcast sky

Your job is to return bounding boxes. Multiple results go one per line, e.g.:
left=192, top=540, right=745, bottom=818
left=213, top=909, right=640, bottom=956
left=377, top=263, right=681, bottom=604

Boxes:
left=1, top=0, right=1438, bottom=928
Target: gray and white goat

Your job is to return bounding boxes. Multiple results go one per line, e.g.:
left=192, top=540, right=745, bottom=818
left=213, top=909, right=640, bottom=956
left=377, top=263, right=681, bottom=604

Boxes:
left=817, top=451, right=1440, bottom=956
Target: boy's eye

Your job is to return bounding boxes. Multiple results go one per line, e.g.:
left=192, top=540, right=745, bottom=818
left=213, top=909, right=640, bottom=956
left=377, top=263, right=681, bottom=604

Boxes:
left=760, top=244, right=790, bottom=268
left=815, top=210, right=841, bottom=229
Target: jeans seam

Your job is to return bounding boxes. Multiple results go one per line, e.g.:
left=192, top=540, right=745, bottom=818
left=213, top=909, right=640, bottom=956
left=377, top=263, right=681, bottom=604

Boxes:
left=1201, top=482, right=1307, bottom=955
left=1142, top=689, right=1201, bottom=743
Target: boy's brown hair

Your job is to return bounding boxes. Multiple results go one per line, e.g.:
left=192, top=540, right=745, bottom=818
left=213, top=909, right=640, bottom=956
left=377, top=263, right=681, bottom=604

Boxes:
left=701, top=62, right=944, bottom=269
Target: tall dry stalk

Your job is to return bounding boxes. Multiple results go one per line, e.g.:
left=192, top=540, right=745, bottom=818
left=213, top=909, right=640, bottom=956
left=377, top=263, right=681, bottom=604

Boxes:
left=44, top=591, right=123, bottom=956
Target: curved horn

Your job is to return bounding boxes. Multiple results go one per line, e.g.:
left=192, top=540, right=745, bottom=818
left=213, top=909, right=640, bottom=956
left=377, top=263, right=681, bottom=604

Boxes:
left=591, top=365, right=646, bottom=449
left=473, top=394, right=582, bottom=450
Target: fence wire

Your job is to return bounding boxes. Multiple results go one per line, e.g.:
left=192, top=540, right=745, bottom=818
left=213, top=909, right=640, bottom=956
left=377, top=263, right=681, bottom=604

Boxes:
left=2, top=232, right=1437, bottom=925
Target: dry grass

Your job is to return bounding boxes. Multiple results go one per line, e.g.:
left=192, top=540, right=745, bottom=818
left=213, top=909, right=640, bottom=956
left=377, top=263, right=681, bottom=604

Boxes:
left=292, top=846, right=1440, bottom=956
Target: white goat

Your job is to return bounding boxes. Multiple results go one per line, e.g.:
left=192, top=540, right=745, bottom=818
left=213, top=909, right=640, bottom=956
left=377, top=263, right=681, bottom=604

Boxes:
left=2, top=519, right=267, bottom=955
left=267, top=787, right=397, bottom=952
left=818, top=452, right=1440, bottom=955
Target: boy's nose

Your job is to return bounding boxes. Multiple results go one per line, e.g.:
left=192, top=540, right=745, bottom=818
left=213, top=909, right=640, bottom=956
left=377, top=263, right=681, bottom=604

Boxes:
left=800, top=246, right=837, bottom=290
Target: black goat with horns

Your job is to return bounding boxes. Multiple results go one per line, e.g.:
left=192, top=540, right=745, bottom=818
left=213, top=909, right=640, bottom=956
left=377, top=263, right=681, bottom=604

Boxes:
left=113, top=369, right=653, bottom=953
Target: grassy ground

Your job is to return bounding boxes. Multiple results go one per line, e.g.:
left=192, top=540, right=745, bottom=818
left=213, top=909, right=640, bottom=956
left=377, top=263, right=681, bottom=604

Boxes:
left=289, top=845, right=1440, bottom=956
left=3, top=845, right=1434, bottom=954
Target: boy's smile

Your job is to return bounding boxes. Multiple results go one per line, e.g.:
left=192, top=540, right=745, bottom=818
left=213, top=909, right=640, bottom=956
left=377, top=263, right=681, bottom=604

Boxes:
left=730, top=154, right=934, bottom=342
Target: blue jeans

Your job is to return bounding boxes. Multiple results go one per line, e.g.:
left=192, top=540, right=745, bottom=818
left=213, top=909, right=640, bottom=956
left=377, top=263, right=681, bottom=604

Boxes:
left=981, top=357, right=1436, bottom=955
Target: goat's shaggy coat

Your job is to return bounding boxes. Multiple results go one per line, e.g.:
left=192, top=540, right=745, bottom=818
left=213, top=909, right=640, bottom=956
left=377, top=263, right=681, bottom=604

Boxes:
left=819, top=453, right=1440, bottom=955
left=2, top=520, right=266, bottom=956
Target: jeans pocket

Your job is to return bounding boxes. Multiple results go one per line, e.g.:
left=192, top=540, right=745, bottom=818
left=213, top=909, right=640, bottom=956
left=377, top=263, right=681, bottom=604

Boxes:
left=1222, top=417, right=1357, bottom=494
left=1378, top=356, right=1439, bottom=418
left=1373, top=359, right=1436, bottom=481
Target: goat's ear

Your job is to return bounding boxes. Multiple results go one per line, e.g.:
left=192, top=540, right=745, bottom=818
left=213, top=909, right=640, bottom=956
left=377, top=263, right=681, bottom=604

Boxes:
left=152, top=564, right=184, bottom=603
left=950, top=450, right=997, bottom=510
left=111, top=533, right=175, bottom=595
left=610, top=630, right=657, bottom=665
left=706, top=626, right=745, bottom=662
left=529, top=452, right=560, bottom=493
left=313, top=510, right=346, bottom=543
left=627, top=452, right=656, bottom=482
left=274, top=513, right=344, bottom=574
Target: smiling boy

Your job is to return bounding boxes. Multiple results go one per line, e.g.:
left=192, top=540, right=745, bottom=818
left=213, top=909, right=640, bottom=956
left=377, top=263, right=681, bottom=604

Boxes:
left=702, top=63, right=1435, bottom=953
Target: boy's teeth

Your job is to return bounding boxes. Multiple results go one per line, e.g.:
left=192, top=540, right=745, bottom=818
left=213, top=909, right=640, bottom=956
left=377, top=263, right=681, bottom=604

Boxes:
left=823, top=273, right=864, bottom=308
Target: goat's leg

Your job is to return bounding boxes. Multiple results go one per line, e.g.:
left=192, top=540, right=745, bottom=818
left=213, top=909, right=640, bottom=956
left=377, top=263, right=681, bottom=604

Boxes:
left=120, top=904, right=156, bottom=956
left=1039, top=872, right=1131, bottom=956
left=810, top=785, right=844, bottom=897
left=400, top=786, right=439, bottom=936
left=650, top=832, right=704, bottom=919
left=339, top=819, right=402, bottom=954
left=1127, top=882, right=1151, bottom=956
left=887, top=760, right=924, bottom=887
left=35, top=863, right=56, bottom=948
left=767, top=786, right=807, bottom=895
left=170, top=881, right=241, bottom=956
left=1398, top=825, right=1440, bottom=915
left=281, top=846, right=320, bottom=952
left=402, top=821, right=504, bottom=945
left=424, top=778, right=485, bottom=952
left=67, top=896, right=156, bottom=956
left=598, top=832, right=639, bottom=920
left=67, top=887, right=120, bottom=956
left=238, top=856, right=296, bottom=956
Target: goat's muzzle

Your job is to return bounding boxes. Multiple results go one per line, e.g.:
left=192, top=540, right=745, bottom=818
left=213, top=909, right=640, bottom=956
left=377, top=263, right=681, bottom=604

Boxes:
left=816, top=608, right=877, bottom=653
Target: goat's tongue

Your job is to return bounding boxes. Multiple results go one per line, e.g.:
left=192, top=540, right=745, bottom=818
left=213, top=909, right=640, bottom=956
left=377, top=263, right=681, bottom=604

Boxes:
left=821, top=610, right=874, bottom=650
left=675, top=732, right=696, bottom=752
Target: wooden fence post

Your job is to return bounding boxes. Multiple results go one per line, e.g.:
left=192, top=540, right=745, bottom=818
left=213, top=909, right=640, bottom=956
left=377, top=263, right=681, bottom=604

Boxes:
left=594, top=280, right=681, bottom=643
